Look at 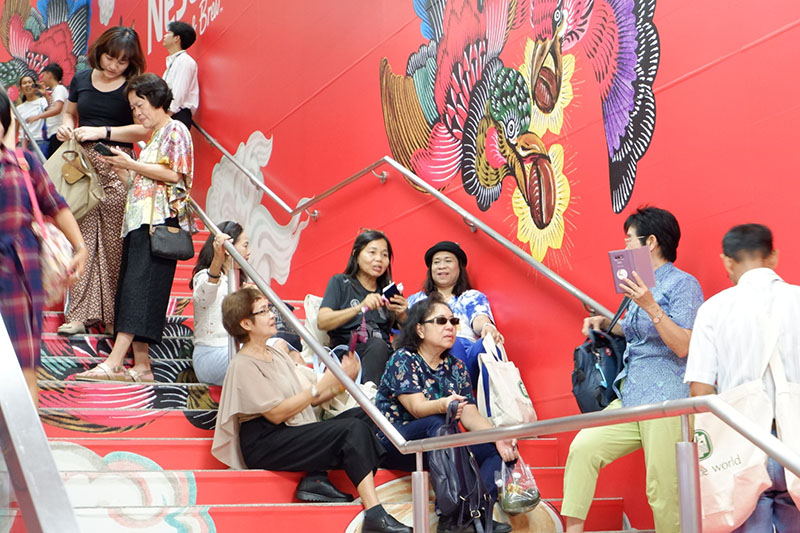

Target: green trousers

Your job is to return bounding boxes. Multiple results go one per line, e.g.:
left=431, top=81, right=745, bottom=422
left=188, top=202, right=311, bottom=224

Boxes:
left=561, top=399, right=682, bottom=533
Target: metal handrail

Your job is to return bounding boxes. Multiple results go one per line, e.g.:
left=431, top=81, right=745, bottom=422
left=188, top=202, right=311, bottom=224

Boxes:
left=191, top=122, right=297, bottom=215
left=0, top=316, right=79, bottom=532
left=0, top=80, right=47, bottom=163
left=189, top=197, right=800, bottom=533
left=189, top=124, right=612, bottom=317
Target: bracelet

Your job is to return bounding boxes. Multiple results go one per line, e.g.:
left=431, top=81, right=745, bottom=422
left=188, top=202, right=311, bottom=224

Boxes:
left=105, top=125, right=111, bottom=140
left=650, top=308, right=664, bottom=324
left=207, top=271, right=220, bottom=280
left=72, top=244, right=85, bottom=255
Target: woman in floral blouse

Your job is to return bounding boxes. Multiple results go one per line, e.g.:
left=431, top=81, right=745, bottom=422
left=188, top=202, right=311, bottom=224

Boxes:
left=75, top=73, right=193, bottom=382
left=374, top=292, right=517, bottom=533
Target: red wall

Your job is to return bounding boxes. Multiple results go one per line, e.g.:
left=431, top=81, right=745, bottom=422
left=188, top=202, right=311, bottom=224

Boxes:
left=9, top=0, right=800, bottom=527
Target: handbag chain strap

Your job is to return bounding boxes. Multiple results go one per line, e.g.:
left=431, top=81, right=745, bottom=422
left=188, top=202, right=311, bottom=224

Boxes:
left=15, top=148, right=48, bottom=239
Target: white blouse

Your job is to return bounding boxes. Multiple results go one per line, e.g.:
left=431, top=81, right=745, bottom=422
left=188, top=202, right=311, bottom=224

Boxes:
left=192, top=269, right=229, bottom=347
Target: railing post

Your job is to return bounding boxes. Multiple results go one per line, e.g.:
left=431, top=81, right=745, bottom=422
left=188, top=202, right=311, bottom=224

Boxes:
left=676, top=414, right=702, bottom=533
left=411, top=452, right=429, bottom=533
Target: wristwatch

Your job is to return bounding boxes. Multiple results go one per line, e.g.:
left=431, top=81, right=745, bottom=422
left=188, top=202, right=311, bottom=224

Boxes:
left=651, top=309, right=664, bottom=324
left=105, top=125, right=111, bottom=140
left=310, top=385, right=320, bottom=399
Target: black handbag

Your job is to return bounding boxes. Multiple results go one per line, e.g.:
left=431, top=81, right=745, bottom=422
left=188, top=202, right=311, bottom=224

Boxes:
left=571, top=298, right=629, bottom=413
left=148, top=188, right=195, bottom=261
left=429, top=401, right=494, bottom=533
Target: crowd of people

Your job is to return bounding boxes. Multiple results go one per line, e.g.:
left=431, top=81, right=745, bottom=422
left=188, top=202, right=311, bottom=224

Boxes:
left=1, top=19, right=796, bottom=533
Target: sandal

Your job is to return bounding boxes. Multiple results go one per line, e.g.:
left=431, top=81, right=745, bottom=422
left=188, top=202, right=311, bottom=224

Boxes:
left=126, top=368, right=155, bottom=383
left=57, top=321, right=86, bottom=336
left=74, top=362, right=130, bottom=382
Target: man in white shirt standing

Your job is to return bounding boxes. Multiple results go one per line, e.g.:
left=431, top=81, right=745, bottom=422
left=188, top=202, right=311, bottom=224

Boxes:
left=162, top=21, right=199, bottom=129
left=686, top=223, right=800, bottom=532
left=31, top=64, right=68, bottom=156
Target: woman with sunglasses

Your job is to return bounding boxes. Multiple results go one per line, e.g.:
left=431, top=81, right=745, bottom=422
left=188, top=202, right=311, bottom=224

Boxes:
left=374, top=293, right=517, bottom=533
left=213, top=287, right=411, bottom=533
left=317, top=229, right=407, bottom=384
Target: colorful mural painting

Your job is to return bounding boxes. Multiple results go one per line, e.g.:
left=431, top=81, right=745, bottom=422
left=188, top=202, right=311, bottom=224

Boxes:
left=0, top=0, right=91, bottom=90
left=381, top=0, right=659, bottom=261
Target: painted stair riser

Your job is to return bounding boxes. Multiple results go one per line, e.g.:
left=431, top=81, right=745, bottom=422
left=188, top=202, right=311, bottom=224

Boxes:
left=3, top=499, right=625, bottom=532
left=41, top=409, right=217, bottom=438
left=47, top=437, right=561, bottom=472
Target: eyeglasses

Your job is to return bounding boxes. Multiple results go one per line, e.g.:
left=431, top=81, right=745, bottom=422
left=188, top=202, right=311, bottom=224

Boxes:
left=624, top=235, right=648, bottom=245
left=250, top=308, right=270, bottom=318
left=421, top=316, right=460, bottom=326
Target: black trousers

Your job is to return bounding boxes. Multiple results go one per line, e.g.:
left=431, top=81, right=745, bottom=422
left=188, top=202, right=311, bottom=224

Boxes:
left=114, top=221, right=178, bottom=344
left=239, top=407, right=385, bottom=486
left=354, top=336, right=393, bottom=385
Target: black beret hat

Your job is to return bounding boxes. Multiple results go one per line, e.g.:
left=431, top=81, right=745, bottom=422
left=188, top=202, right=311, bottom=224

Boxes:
left=424, top=241, right=467, bottom=267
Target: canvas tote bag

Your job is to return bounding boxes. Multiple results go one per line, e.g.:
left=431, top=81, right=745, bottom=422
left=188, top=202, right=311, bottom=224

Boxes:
left=771, top=342, right=800, bottom=507
left=43, top=138, right=103, bottom=220
left=476, top=334, right=536, bottom=426
left=693, top=315, right=778, bottom=532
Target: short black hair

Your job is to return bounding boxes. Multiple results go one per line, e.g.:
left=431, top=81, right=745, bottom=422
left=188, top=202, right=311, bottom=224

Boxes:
left=41, top=64, right=63, bottom=82
left=624, top=206, right=681, bottom=263
left=168, top=21, right=197, bottom=49
left=126, top=73, right=173, bottom=112
left=722, top=224, right=773, bottom=262
left=394, top=292, right=449, bottom=353
left=0, top=90, right=11, bottom=133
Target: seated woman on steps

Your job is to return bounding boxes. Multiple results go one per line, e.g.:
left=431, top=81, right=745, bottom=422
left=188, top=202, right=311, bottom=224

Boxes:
left=74, top=74, right=194, bottom=382
left=375, top=293, right=517, bottom=533
left=407, top=241, right=505, bottom=388
left=212, top=287, right=411, bottom=533
left=317, top=229, right=408, bottom=385
left=191, top=221, right=305, bottom=385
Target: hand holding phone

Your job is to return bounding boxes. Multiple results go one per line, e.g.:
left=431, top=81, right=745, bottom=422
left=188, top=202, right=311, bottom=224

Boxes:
left=382, top=282, right=404, bottom=301
left=93, top=142, right=114, bottom=156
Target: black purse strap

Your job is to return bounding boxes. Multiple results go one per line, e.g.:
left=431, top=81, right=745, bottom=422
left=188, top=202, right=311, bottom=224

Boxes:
left=605, top=296, right=630, bottom=333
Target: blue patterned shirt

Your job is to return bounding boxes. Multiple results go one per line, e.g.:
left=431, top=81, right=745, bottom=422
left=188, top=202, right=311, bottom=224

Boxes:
left=376, top=348, right=475, bottom=426
left=614, top=262, right=704, bottom=407
left=407, top=289, right=494, bottom=342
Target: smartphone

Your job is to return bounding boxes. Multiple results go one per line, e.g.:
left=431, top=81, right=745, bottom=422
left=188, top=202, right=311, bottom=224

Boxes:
left=94, top=142, right=114, bottom=156
left=382, top=281, right=403, bottom=301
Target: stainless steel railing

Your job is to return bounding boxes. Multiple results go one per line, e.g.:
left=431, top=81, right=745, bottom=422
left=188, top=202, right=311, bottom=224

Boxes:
left=189, top=124, right=614, bottom=319
left=189, top=197, right=800, bottom=533
left=0, top=316, right=79, bottom=532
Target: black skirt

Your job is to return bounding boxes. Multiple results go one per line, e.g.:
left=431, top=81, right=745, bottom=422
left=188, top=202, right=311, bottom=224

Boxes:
left=114, top=220, right=178, bottom=344
left=239, top=407, right=385, bottom=486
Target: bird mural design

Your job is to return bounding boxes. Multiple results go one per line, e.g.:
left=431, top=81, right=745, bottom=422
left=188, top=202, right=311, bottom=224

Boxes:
left=380, top=0, right=659, bottom=259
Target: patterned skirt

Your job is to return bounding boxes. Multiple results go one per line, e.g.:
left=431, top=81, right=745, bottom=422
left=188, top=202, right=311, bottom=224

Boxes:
left=65, top=142, right=133, bottom=326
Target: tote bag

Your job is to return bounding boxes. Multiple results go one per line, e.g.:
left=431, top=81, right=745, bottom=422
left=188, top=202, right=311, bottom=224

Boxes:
left=771, top=347, right=800, bottom=508
left=43, top=138, right=103, bottom=220
left=476, top=334, right=536, bottom=426
left=693, top=318, right=778, bottom=532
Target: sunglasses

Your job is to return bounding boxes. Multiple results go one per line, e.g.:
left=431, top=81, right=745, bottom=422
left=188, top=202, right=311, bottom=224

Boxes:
left=421, top=316, right=460, bottom=326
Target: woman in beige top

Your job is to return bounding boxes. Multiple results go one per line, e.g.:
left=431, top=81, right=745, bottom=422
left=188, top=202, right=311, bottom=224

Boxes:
left=211, top=288, right=411, bottom=533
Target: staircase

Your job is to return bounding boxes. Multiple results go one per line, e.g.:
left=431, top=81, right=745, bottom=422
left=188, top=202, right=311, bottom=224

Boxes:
left=1, top=232, right=634, bottom=532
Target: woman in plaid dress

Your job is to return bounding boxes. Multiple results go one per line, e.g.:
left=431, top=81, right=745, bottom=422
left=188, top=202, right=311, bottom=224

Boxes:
left=0, top=93, right=87, bottom=404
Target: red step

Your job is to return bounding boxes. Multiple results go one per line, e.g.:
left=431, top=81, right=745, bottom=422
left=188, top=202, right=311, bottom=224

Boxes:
left=41, top=409, right=214, bottom=438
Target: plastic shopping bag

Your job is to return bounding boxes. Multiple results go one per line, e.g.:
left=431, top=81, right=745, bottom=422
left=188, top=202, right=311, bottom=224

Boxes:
left=496, top=457, right=541, bottom=515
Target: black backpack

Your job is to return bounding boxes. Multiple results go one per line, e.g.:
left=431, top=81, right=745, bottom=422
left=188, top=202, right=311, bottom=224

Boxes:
left=572, top=299, right=629, bottom=413
left=429, top=401, right=493, bottom=533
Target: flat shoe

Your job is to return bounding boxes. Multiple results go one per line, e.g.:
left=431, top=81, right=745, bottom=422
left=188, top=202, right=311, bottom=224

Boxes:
left=57, top=321, right=86, bottom=335
left=127, top=368, right=155, bottom=383
left=74, top=362, right=129, bottom=382
left=361, top=512, right=412, bottom=533
left=295, top=474, right=354, bottom=503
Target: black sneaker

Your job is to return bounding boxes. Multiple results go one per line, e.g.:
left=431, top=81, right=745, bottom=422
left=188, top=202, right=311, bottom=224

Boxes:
left=294, top=474, right=354, bottom=503
left=362, top=512, right=412, bottom=533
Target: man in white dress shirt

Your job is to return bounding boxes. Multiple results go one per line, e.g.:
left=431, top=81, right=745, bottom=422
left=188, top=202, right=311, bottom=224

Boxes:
left=686, top=223, right=800, bottom=532
left=162, top=21, right=199, bottom=129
